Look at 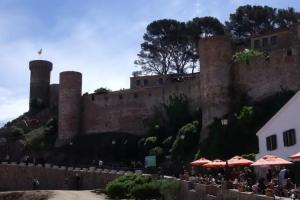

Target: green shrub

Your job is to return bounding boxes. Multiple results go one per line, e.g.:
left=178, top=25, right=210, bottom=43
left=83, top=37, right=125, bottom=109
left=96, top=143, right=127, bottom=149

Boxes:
left=94, top=87, right=111, bottom=94
left=106, top=175, right=178, bottom=199
left=144, top=137, right=157, bottom=149
left=159, top=179, right=180, bottom=197
left=131, top=182, right=161, bottom=199
left=106, top=181, right=128, bottom=199
left=25, top=126, right=57, bottom=151
left=149, top=146, right=164, bottom=156
left=170, top=121, right=200, bottom=162
left=45, top=117, right=57, bottom=128
left=106, top=175, right=152, bottom=199
left=162, top=136, right=173, bottom=149
left=11, top=126, right=25, bottom=139
left=233, top=49, right=263, bottom=62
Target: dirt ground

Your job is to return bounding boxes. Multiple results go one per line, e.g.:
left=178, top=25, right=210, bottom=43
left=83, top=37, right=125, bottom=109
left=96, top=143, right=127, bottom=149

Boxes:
left=0, top=190, right=106, bottom=200
left=49, top=190, right=106, bottom=200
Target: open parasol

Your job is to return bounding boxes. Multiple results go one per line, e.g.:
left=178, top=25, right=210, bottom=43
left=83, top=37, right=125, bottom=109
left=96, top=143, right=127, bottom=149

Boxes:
left=227, top=156, right=254, bottom=167
left=251, top=155, right=292, bottom=166
left=190, top=158, right=211, bottom=167
left=202, top=159, right=226, bottom=168
left=289, top=152, right=300, bottom=161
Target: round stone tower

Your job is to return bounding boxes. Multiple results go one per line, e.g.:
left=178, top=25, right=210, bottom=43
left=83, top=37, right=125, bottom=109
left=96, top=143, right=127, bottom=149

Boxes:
left=29, top=60, right=52, bottom=111
left=199, top=36, right=232, bottom=140
left=57, top=71, right=82, bottom=146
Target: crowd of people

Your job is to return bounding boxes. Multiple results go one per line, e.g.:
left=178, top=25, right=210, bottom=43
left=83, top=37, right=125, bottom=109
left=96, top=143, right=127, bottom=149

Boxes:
left=180, top=166, right=300, bottom=198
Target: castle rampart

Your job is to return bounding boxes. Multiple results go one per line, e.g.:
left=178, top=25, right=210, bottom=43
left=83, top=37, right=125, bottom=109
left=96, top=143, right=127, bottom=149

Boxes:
left=82, top=77, right=201, bottom=135
left=26, top=24, right=300, bottom=142
left=233, top=47, right=300, bottom=101
left=199, top=36, right=232, bottom=140
left=57, top=71, right=82, bottom=146
left=29, top=60, right=52, bottom=111
left=49, top=84, right=59, bottom=109
left=0, top=162, right=121, bottom=191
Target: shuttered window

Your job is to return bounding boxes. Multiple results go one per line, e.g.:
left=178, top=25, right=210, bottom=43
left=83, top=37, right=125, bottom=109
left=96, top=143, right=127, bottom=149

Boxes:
left=266, top=135, right=277, bottom=151
left=283, top=129, right=296, bottom=147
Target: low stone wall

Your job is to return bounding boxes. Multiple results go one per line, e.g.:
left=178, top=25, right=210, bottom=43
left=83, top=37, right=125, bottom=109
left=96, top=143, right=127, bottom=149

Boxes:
left=0, top=162, right=124, bottom=191
left=0, top=163, right=276, bottom=200
left=178, top=181, right=274, bottom=200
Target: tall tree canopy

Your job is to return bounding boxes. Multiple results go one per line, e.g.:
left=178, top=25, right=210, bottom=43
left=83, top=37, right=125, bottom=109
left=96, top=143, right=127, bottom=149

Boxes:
left=226, top=5, right=300, bottom=42
left=135, top=17, right=224, bottom=75
left=186, top=17, right=225, bottom=41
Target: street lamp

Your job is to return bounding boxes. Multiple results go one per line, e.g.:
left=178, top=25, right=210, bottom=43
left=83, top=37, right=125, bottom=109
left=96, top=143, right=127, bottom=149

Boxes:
left=180, top=135, right=185, bottom=140
left=221, top=118, right=228, bottom=126
left=112, top=140, right=116, bottom=145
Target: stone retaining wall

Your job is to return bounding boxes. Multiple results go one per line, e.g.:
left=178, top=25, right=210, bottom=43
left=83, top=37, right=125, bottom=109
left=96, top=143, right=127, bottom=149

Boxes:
left=0, top=162, right=123, bottom=191
left=178, top=181, right=274, bottom=200
left=0, top=163, right=279, bottom=200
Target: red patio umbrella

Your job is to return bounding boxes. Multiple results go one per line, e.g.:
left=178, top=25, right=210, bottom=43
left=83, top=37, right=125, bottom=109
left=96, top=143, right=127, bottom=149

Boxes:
left=202, top=159, right=226, bottom=168
left=289, top=152, right=300, bottom=161
left=251, top=155, right=292, bottom=166
left=227, top=156, right=254, bottom=167
left=190, top=158, right=211, bottom=167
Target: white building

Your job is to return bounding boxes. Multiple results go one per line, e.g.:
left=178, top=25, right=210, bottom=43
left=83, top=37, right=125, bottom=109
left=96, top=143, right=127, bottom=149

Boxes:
left=256, top=91, right=300, bottom=160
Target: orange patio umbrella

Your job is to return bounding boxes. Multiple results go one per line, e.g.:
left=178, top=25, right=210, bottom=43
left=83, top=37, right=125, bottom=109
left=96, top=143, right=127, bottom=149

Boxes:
left=190, top=158, right=211, bottom=167
left=289, top=152, right=300, bottom=161
left=202, top=159, right=226, bottom=168
left=227, top=156, right=254, bottom=167
left=251, top=155, right=292, bottom=166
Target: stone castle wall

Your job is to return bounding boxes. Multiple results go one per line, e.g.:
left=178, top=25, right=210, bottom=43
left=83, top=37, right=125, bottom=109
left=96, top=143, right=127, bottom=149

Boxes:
left=26, top=24, right=300, bottom=141
left=199, top=36, right=232, bottom=139
left=29, top=60, right=52, bottom=110
left=81, top=78, right=201, bottom=135
left=57, top=71, right=82, bottom=146
left=233, top=47, right=300, bottom=101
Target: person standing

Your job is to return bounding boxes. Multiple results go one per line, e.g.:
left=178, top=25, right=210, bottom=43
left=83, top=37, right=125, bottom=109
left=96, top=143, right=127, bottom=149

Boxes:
left=75, top=173, right=80, bottom=190
left=278, top=167, right=288, bottom=187
left=32, top=178, right=40, bottom=190
left=98, top=160, right=103, bottom=169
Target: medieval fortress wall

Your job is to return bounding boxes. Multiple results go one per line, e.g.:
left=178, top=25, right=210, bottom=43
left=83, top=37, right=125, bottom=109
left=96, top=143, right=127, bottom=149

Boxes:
left=81, top=76, right=201, bottom=136
left=27, top=24, right=300, bottom=145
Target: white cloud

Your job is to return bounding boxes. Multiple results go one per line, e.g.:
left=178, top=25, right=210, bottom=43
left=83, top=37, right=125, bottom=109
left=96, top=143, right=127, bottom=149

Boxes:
left=0, top=87, right=28, bottom=124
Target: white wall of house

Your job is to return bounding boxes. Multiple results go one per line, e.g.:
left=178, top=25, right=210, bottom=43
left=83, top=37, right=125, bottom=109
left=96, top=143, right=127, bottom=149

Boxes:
left=256, top=91, right=300, bottom=160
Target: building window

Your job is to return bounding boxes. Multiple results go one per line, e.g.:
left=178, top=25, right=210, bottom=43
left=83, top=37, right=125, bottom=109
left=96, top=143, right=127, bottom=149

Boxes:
left=119, top=94, right=123, bottom=100
left=254, top=39, right=260, bottom=48
left=91, top=94, right=95, bottom=101
left=136, top=79, right=141, bottom=86
left=143, top=79, right=148, bottom=86
left=287, top=49, right=292, bottom=56
left=283, top=129, right=296, bottom=147
left=270, top=36, right=277, bottom=45
left=158, top=78, right=163, bottom=85
left=266, top=135, right=277, bottom=151
left=262, top=38, right=268, bottom=47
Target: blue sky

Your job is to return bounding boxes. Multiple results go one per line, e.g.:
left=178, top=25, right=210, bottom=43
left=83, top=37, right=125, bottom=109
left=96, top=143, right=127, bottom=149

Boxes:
left=0, top=0, right=299, bottom=126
